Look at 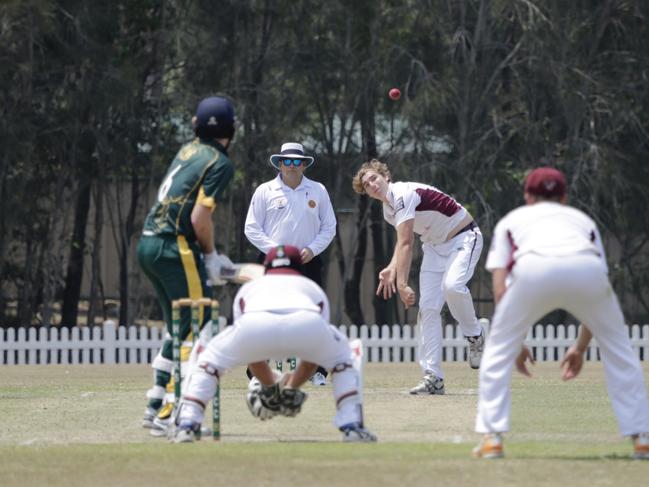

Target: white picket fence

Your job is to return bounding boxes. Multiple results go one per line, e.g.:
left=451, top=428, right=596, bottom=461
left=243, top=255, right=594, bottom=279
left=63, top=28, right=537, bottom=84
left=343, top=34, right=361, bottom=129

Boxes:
left=343, top=321, right=648, bottom=363
left=1, top=318, right=648, bottom=366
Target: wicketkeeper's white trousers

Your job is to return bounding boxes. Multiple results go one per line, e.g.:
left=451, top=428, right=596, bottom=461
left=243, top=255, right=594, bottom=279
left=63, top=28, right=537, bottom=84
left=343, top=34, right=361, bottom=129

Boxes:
left=476, top=253, right=649, bottom=436
left=418, top=228, right=483, bottom=378
left=199, top=310, right=353, bottom=368
left=183, top=310, right=364, bottom=428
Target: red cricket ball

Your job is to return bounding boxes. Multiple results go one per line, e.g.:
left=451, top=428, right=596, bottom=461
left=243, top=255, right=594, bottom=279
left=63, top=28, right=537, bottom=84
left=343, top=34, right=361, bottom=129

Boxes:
left=388, top=88, right=401, bottom=100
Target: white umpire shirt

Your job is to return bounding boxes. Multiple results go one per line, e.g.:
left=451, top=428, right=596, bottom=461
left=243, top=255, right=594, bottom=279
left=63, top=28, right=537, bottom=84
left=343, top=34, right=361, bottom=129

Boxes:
left=485, top=201, right=607, bottom=273
left=244, top=174, right=337, bottom=255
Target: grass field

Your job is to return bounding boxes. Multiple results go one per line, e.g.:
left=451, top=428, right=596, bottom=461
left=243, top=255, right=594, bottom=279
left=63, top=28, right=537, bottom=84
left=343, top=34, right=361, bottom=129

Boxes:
left=1, top=362, right=648, bottom=487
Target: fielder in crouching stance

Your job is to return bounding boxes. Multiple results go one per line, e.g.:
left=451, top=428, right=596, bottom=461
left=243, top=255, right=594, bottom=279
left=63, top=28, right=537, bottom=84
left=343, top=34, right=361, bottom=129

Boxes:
left=474, top=167, right=649, bottom=459
left=172, top=245, right=377, bottom=443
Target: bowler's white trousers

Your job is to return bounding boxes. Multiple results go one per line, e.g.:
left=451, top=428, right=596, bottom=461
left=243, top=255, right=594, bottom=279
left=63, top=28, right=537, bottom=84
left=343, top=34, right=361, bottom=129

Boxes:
left=184, top=310, right=363, bottom=428
left=418, top=227, right=483, bottom=377
left=476, top=253, right=649, bottom=436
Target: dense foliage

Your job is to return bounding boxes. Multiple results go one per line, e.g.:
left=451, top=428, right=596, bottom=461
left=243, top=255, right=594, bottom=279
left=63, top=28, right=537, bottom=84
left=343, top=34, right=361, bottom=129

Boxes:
left=1, top=0, right=648, bottom=327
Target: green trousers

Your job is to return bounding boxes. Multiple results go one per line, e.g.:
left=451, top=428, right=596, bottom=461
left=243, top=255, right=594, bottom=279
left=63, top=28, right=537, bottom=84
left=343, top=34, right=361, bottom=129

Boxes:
left=137, top=234, right=211, bottom=361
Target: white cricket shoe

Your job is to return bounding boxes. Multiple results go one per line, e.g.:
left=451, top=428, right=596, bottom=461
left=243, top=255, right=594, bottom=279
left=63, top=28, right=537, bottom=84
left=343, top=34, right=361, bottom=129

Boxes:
left=311, top=372, right=327, bottom=386
left=149, top=402, right=174, bottom=437
left=467, top=331, right=485, bottom=369
left=141, top=407, right=159, bottom=429
left=150, top=415, right=173, bottom=437
left=340, top=423, right=377, bottom=442
left=172, top=421, right=201, bottom=443
left=409, top=374, right=445, bottom=395
left=634, top=432, right=649, bottom=459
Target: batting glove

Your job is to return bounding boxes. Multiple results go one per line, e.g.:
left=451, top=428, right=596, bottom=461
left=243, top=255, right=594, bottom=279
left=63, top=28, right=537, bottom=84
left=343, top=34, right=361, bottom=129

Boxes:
left=204, top=250, right=233, bottom=286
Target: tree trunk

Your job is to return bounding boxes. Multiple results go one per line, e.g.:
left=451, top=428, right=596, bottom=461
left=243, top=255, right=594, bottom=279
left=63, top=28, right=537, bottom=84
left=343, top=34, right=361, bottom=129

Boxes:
left=236, top=1, right=277, bottom=262
left=361, top=95, right=387, bottom=324
left=61, top=181, right=91, bottom=327
left=17, top=239, right=35, bottom=326
left=369, top=201, right=388, bottom=324
left=119, top=172, right=140, bottom=326
left=87, top=180, right=104, bottom=326
left=344, top=195, right=368, bottom=325
left=41, top=160, right=72, bottom=327
left=0, top=165, right=10, bottom=325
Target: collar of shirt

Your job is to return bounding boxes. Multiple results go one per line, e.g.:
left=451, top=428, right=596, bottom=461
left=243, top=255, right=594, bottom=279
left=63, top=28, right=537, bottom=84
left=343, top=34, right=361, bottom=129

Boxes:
left=271, top=173, right=314, bottom=192
left=384, top=182, right=396, bottom=209
left=195, top=137, right=229, bottom=156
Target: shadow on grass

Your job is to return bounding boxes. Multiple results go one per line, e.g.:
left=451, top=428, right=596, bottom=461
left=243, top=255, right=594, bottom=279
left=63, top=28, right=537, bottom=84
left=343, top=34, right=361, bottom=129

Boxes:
left=509, top=453, right=634, bottom=461
left=396, top=390, right=478, bottom=396
left=218, top=434, right=334, bottom=443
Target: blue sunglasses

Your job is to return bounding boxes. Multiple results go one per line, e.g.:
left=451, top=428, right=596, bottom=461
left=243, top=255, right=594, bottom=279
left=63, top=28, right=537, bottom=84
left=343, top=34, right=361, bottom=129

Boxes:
left=281, top=158, right=304, bottom=167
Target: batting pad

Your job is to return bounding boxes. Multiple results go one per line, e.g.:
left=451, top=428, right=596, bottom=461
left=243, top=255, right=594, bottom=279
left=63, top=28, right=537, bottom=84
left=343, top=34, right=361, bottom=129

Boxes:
left=146, top=385, right=166, bottom=400
left=151, top=352, right=174, bottom=373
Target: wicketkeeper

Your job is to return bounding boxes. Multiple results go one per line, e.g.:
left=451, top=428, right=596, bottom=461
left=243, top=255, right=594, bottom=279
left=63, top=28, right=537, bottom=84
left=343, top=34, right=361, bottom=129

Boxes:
left=172, top=245, right=377, bottom=443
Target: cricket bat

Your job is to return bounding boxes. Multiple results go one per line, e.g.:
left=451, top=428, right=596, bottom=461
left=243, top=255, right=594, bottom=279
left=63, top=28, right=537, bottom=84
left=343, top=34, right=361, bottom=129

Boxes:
left=219, top=263, right=265, bottom=284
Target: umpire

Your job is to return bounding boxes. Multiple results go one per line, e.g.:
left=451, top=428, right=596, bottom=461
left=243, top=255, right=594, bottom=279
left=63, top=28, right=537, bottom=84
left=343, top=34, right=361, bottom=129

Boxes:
left=244, top=142, right=337, bottom=385
left=138, top=96, right=236, bottom=428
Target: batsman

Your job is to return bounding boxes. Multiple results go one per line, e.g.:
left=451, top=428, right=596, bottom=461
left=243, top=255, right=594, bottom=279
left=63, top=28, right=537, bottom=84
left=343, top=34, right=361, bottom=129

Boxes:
left=138, top=96, right=237, bottom=430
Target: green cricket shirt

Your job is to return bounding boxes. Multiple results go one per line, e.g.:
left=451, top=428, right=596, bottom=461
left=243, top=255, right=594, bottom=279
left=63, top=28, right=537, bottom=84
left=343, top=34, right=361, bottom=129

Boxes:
left=143, top=138, right=234, bottom=242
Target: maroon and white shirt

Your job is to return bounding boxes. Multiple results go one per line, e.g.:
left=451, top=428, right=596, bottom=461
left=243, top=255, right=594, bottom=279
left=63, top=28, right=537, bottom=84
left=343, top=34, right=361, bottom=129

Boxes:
left=233, top=273, right=330, bottom=321
left=486, top=202, right=607, bottom=273
left=383, top=182, right=468, bottom=245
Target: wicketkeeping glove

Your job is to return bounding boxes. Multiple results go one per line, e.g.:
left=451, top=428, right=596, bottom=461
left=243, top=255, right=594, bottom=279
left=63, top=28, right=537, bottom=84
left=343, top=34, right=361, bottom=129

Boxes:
left=246, top=379, right=282, bottom=421
left=204, top=250, right=233, bottom=286
left=279, top=388, right=308, bottom=417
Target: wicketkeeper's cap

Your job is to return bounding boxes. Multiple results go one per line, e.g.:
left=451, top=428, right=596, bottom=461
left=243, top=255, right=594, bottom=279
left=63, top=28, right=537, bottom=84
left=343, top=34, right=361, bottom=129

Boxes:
left=264, top=245, right=304, bottom=276
left=194, top=96, right=236, bottom=140
left=269, top=142, right=315, bottom=169
left=524, top=167, right=566, bottom=198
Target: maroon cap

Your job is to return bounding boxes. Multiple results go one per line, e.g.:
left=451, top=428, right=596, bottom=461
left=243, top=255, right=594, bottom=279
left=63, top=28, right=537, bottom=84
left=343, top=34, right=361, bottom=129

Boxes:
left=264, top=245, right=304, bottom=276
left=524, top=167, right=566, bottom=198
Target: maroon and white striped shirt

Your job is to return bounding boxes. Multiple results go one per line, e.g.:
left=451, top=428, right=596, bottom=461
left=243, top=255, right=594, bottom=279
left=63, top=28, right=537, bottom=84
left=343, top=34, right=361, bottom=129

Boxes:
left=383, top=182, right=468, bottom=245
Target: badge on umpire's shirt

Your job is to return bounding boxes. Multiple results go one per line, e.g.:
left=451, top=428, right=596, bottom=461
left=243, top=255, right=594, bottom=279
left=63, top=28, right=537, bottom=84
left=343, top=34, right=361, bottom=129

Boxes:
left=308, top=199, right=316, bottom=208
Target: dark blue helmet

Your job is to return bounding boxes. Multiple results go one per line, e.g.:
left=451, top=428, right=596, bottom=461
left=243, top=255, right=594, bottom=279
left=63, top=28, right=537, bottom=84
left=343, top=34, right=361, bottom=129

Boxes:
left=194, top=96, right=235, bottom=140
